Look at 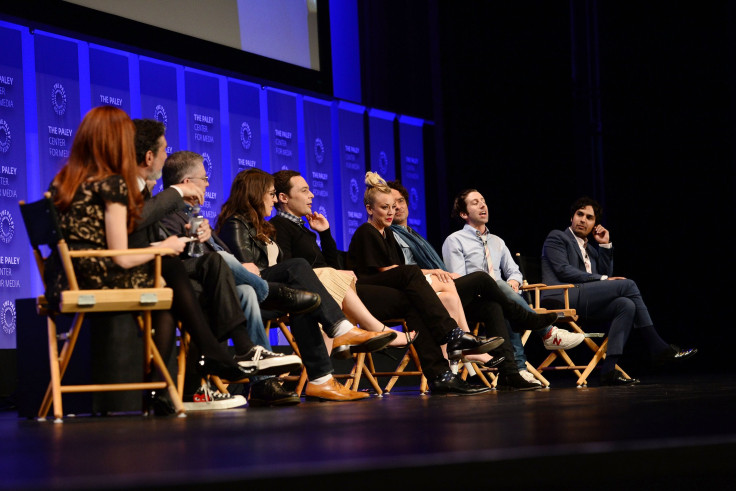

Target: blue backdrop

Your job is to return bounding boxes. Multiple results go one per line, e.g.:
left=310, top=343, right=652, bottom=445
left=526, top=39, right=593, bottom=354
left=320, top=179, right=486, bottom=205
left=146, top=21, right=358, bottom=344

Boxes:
left=0, top=19, right=426, bottom=348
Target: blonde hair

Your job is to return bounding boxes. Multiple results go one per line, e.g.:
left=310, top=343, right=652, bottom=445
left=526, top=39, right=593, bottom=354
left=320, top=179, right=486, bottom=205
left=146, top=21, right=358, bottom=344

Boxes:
left=364, top=171, right=392, bottom=206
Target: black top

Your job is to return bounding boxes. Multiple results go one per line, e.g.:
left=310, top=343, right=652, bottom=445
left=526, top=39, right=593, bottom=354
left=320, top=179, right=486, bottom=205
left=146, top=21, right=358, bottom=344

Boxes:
left=219, top=214, right=283, bottom=271
left=45, top=175, right=153, bottom=304
left=347, top=222, right=404, bottom=277
left=269, top=214, right=339, bottom=268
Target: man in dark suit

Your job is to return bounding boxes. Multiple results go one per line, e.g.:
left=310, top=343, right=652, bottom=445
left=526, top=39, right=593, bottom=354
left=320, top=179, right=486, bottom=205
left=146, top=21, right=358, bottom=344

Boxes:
left=132, top=120, right=309, bottom=408
left=541, top=196, right=696, bottom=385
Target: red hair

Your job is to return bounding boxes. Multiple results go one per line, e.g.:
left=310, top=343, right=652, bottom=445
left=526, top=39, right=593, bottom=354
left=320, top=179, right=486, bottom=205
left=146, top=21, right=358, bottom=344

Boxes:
left=52, top=106, right=142, bottom=232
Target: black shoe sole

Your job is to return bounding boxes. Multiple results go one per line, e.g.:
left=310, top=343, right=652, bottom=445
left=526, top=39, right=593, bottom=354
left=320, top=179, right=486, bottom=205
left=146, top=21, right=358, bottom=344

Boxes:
left=289, top=296, right=321, bottom=315
left=448, top=336, right=505, bottom=360
left=249, top=395, right=301, bottom=407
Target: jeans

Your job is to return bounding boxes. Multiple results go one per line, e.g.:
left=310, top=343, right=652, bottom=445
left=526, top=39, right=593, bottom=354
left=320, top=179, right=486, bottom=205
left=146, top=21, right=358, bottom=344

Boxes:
left=235, top=284, right=271, bottom=350
left=496, top=280, right=552, bottom=370
left=218, top=250, right=269, bottom=302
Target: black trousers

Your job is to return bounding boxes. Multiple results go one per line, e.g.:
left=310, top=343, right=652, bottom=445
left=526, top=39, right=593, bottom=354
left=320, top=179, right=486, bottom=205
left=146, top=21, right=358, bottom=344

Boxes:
left=356, top=283, right=450, bottom=380
left=260, top=258, right=345, bottom=380
left=454, top=272, right=521, bottom=374
left=155, top=255, right=253, bottom=366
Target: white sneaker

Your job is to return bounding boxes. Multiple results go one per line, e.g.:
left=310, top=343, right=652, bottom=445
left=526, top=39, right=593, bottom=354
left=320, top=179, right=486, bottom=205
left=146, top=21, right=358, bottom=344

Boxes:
left=543, top=326, right=585, bottom=351
left=519, top=369, right=543, bottom=386
left=183, top=383, right=248, bottom=411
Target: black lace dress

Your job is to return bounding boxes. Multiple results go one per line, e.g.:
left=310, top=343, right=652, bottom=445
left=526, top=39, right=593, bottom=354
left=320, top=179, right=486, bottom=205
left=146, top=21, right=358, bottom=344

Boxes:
left=44, top=175, right=153, bottom=305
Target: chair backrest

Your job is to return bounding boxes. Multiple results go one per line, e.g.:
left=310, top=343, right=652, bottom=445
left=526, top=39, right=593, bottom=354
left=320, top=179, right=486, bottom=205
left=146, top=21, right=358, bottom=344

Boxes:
left=515, top=253, right=567, bottom=310
left=19, top=193, right=64, bottom=279
left=19, top=194, right=64, bottom=246
left=515, top=253, right=543, bottom=284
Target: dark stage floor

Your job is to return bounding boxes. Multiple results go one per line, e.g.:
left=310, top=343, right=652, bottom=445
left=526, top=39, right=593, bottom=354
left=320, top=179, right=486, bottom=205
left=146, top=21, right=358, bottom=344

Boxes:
left=1, top=371, right=735, bottom=490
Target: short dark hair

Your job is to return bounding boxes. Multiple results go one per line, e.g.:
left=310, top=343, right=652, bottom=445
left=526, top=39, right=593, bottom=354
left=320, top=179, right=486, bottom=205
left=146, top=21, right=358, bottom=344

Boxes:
left=273, top=169, right=301, bottom=208
left=133, top=119, right=166, bottom=165
left=387, top=180, right=409, bottom=202
left=162, top=151, right=203, bottom=188
left=570, top=196, right=603, bottom=224
left=451, top=188, right=479, bottom=219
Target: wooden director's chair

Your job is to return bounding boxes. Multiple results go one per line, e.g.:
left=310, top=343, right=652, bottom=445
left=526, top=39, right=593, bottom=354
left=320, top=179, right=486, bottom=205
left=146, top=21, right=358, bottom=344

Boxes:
left=516, top=253, right=632, bottom=387
left=360, top=319, right=428, bottom=395
left=458, top=322, right=499, bottom=388
left=19, top=194, right=185, bottom=422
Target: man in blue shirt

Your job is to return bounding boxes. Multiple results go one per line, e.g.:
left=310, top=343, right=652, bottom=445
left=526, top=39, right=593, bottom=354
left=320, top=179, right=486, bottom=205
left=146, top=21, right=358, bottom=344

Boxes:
left=441, top=189, right=585, bottom=386
left=388, top=181, right=561, bottom=390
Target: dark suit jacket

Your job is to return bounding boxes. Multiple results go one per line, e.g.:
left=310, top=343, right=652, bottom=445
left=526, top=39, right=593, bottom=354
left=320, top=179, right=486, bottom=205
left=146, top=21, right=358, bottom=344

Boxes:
left=129, top=187, right=184, bottom=248
left=159, top=208, right=232, bottom=254
left=541, top=228, right=614, bottom=299
left=269, top=215, right=340, bottom=269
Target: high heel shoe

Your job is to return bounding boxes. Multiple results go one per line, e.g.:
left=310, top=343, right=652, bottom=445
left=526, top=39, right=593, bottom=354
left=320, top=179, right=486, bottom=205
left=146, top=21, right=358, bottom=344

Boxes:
left=382, top=326, right=418, bottom=348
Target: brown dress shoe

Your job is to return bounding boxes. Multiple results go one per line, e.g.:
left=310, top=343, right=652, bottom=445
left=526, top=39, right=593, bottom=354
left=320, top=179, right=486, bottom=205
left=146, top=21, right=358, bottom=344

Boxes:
left=305, top=377, right=370, bottom=401
left=331, top=327, right=396, bottom=359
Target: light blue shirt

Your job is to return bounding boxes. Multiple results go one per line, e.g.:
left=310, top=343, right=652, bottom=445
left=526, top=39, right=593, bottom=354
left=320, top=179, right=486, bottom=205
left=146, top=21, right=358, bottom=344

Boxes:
left=442, top=224, right=523, bottom=285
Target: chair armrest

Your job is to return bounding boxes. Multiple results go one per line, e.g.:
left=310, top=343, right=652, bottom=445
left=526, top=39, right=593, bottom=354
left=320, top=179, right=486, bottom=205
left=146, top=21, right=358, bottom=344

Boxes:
left=67, top=247, right=176, bottom=258
left=520, top=283, right=547, bottom=290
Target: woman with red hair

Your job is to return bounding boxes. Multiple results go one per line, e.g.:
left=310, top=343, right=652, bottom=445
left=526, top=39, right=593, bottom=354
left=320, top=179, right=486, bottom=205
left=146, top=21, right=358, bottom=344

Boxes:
left=46, top=106, right=185, bottom=299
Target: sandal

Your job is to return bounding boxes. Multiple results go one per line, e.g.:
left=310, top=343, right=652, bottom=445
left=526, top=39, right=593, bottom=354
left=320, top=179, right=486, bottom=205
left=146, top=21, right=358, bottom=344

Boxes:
left=382, top=326, right=418, bottom=348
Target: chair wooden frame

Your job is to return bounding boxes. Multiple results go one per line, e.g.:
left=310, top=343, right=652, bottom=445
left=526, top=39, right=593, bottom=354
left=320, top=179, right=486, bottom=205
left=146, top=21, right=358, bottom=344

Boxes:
left=458, top=322, right=498, bottom=388
left=361, top=320, right=428, bottom=395
left=263, top=314, right=385, bottom=396
left=516, top=253, right=632, bottom=387
left=20, top=195, right=185, bottom=421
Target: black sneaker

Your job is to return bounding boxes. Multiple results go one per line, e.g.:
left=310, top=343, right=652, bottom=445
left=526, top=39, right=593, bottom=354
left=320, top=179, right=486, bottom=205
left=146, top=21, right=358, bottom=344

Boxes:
left=234, top=346, right=302, bottom=375
left=249, top=378, right=301, bottom=407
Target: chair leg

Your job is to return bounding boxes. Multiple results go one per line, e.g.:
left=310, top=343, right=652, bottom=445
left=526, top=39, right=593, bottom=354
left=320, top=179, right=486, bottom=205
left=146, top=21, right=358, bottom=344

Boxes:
left=39, top=313, right=85, bottom=420
left=176, top=330, right=189, bottom=398
left=143, top=312, right=185, bottom=415
left=524, top=362, right=550, bottom=388
left=577, top=338, right=608, bottom=386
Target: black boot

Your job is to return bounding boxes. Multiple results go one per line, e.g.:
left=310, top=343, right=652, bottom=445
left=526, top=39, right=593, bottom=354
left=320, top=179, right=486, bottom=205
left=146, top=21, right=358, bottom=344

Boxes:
left=502, top=299, right=559, bottom=333
left=260, top=284, right=321, bottom=314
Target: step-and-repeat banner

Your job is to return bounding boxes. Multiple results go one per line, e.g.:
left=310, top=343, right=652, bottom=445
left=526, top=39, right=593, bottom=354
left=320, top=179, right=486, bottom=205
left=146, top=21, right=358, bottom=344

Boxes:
left=0, top=20, right=426, bottom=348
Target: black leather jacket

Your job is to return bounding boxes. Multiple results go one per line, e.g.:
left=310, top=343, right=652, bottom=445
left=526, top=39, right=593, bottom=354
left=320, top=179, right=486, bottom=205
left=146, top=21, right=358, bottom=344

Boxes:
left=218, top=214, right=283, bottom=271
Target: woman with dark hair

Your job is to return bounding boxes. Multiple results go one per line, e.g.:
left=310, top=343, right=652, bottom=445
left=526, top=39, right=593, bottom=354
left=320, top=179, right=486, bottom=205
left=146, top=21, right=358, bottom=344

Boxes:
left=347, top=172, right=503, bottom=395
left=217, top=168, right=395, bottom=401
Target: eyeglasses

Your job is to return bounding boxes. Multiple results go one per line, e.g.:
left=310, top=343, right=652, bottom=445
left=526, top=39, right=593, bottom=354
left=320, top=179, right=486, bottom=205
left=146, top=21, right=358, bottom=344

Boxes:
left=187, top=176, right=209, bottom=183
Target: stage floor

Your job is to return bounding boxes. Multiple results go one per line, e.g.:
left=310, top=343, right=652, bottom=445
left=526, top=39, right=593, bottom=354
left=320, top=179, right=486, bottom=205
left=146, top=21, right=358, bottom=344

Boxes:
left=2, top=371, right=735, bottom=490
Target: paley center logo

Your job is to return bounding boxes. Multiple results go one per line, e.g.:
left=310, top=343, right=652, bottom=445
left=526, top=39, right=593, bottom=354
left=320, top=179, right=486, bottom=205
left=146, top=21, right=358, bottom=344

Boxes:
left=349, top=178, right=359, bottom=203
left=201, top=152, right=213, bottom=178
left=52, top=82, right=67, bottom=116
left=314, top=137, right=325, bottom=164
left=154, top=104, right=168, bottom=127
left=378, top=151, right=389, bottom=176
left=240, top=122, right=252, bottom=150
left=410, top=188, right=419, bottom=211
left=0, top=209, right=14, bottom=244
left=0, top=119, right=10, bottom=154
left=1, top=300, right=15, bottom=336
